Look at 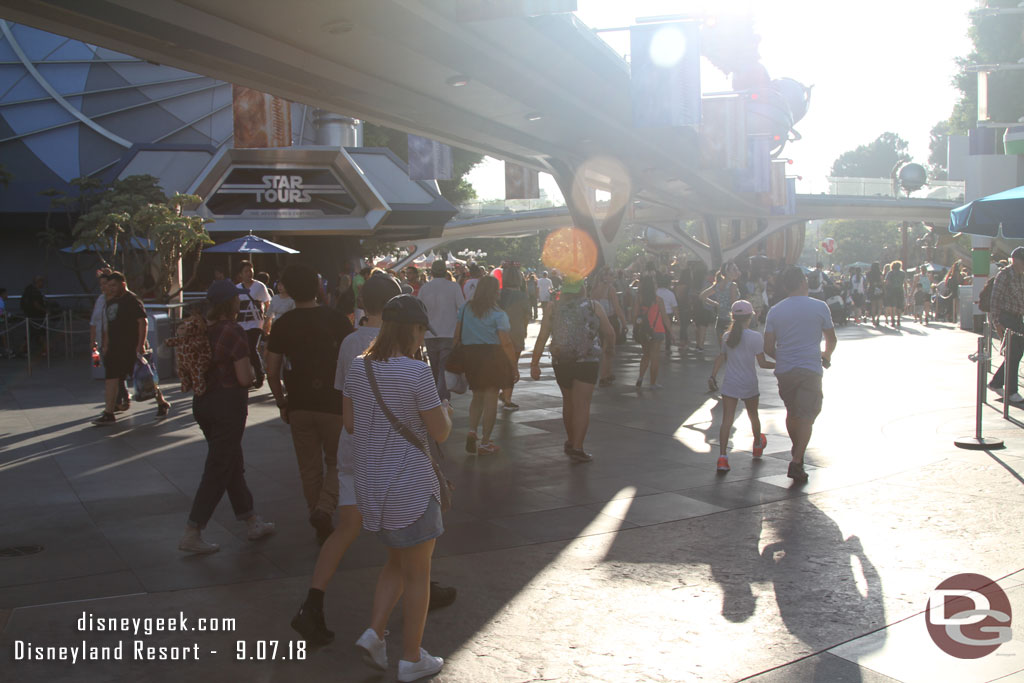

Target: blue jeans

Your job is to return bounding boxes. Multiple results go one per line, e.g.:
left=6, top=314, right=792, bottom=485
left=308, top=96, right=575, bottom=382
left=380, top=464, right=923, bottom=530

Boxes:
left=425, top=337, right=454, bottom=401
left=188, top=387, right=254, bottom=528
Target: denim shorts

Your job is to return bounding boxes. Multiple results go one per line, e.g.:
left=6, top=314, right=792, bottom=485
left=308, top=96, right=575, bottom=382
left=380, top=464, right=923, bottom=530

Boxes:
left=375, top=496, right=444, bottom=549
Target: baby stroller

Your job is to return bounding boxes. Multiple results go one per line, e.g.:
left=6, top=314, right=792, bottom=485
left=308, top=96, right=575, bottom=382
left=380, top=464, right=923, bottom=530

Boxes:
left=826, top=295, right=847, bottom=326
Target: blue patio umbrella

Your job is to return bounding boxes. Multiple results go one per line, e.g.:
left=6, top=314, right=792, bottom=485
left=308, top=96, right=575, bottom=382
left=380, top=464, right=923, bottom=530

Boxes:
left=204, top=234, right=299, bottom=254
left=949, top=185, right=1024, bottom=238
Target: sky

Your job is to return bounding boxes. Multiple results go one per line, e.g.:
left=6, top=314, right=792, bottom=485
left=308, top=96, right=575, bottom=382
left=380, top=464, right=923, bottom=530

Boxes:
left=466, top=0, right=978, bottom=200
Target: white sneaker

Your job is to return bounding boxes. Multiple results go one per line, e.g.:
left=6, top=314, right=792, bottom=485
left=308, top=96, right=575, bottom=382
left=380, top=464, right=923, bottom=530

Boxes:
left=989, top=384, right=1004, bottom=397
left=355, top=628, right=387, bottom=670
left=398, top=648, right=444, bottom=682
left=1009, top=392, right=1024, bottom=404
left=178, top=527, right=220, bottom=554
left=246, top=515, right=276, bottom=540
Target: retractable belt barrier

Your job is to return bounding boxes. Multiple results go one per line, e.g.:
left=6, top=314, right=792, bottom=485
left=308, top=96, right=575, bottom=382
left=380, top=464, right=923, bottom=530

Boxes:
left=956, top=324, right=1005, bottom=450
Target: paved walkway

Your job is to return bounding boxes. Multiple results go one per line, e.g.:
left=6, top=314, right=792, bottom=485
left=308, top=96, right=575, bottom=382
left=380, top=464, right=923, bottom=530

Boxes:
left=1, top=320, right=1023, bottom=682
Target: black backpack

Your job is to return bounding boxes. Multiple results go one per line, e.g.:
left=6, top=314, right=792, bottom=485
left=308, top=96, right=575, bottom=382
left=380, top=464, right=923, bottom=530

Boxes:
left=633, top=306, right=655, bottom=345
left=978, top=277, right=995, bottom=313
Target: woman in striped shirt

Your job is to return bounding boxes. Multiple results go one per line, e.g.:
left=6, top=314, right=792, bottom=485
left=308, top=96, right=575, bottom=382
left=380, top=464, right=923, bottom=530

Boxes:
left=343, top=294, right=452, bottom=682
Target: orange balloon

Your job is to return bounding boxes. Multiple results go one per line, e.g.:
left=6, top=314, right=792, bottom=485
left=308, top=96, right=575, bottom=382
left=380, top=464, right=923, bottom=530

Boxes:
left=542, top=228, right=598, bottom=281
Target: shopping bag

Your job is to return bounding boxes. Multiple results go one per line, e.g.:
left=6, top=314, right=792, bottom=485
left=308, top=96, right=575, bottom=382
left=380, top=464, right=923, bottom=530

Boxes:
left=445, top=370, right=468, bottom=395
left=133, top=353, right=157, bottom=401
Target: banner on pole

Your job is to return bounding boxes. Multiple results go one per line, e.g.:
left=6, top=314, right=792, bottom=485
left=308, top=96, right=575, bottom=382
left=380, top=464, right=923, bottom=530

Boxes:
left=232, top=86, right=292, bottom=148
left=629, top=22, right=701, bottom=129
left=407, top=134, right=453, bottom=180
left=505, top=162, right=540, bottom=199
left=732, top=137, right=771, bottom=193
left=700, top=96, right=747, bottom=170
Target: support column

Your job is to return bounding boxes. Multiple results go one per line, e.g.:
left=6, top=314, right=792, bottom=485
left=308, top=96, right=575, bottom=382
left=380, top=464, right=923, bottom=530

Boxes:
left=549, top=158, right=631, bottom=269
left=968, top=235, right=991, bottom=332
left=703, top=215, right=723, bottom=269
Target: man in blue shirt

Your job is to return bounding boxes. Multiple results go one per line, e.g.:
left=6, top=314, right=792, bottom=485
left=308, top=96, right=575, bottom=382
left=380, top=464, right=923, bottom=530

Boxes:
left=763, top=266, right=838, bottom=483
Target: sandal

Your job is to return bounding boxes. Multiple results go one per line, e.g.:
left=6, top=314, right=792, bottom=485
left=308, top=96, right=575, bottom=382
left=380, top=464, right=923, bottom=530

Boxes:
left=477, top=441, right=501, bottom=455
left=156, top=402, right=170, bottom=419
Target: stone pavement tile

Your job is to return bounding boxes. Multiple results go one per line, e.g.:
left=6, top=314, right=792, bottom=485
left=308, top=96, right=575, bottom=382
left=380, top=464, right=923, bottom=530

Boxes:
left=81, top=491, right=191, bottom=525
left=522, top=473, right=664, bottom=505
left=130, top=544, right=286, bottom=593
left=433, top=518, right=534, bottom=557
left=743, top=652, right=899, bottom=682
left=0, top=571, right=144, bottom=610
left=0, top=541, right=126, bottom=589
left=449, top=479, right=574, bottom=519
left=828, top=584, right=1024, bottom=683
left=589, top=491, right=727, bottom=526
left=680, top=479, right=800, bottom=510
left=103, top=521, right=246, bottom=572
left=0, top=463, right=81, bottom=511
left=489, top=506, right=636, bottom=544
left=881, top=455, right=1024, bottom=506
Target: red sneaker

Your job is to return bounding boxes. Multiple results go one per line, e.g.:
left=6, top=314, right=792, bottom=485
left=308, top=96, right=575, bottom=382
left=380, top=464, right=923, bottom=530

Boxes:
left=753, top=434, right=767, bottom=458
left=716, top=456, right=730, bottom=472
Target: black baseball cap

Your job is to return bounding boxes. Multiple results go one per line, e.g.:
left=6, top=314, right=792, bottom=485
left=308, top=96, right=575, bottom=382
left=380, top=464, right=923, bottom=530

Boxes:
left=382, top=294, right=436, bottom=334
left=359, top=273, right=402, bottom=314
left=207, top=279, right=241, bottom=304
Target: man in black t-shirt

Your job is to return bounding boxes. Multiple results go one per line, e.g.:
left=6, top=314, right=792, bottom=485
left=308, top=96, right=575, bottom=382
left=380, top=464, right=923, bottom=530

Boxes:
left=93, top=272, right=170, bottom=425
left=266, top=264, right=354, bottom=543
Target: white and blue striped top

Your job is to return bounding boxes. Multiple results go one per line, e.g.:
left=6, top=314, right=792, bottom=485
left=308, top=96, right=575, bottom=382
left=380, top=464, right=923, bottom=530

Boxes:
left=344, top=355, right=441, bottom=531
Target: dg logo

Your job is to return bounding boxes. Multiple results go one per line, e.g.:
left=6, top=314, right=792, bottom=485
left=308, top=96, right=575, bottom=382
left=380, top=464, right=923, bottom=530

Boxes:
left=926, top=573, right=1013, bottom=659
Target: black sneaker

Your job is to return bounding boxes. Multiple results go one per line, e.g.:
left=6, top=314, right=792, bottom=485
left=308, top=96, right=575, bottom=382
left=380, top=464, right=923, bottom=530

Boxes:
left=156, top=402, right=170, bottom=419
left=309, top=510, right=334, bottom=546
left=290, top=606, right=334, bottom=645
left=428, top=581, right=457, bottom=611
left=93, top=411, right=116, bottom=426
left=253, top=376, right=264, bottom=389
left=787, top=462, right=809, bottom=483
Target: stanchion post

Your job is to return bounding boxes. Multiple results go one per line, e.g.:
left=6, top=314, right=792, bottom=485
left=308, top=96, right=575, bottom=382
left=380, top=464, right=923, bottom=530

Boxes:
left=25, top=318, right=31, bottom=376
left=1004, top=328, right=1012, bottom=420
left=956, top=334, right=1004, bottom=450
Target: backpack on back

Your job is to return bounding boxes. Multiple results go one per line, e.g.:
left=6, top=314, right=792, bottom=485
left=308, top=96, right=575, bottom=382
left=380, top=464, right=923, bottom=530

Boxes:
left=165, top=313, right=212, bottom=396
left=633, top=305, right=655, bottom=345
left=551, top=299, right=598, bottom=363
left=978, top=277, right=995, bottom=313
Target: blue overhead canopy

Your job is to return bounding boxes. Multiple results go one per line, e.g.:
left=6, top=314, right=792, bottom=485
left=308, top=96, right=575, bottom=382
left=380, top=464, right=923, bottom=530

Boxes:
left=949, top=185, right=1024, bottom=238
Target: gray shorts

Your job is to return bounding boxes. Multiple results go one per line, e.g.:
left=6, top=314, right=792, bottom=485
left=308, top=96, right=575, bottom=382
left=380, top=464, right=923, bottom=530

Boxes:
left=776, top=369, right=823, bottom=421
left=374, top=497, right=444, bottom=549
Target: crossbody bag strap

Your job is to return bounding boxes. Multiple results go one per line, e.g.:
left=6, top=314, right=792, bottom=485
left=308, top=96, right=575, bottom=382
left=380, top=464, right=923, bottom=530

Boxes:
left=363, top=357, right=439, bottom=466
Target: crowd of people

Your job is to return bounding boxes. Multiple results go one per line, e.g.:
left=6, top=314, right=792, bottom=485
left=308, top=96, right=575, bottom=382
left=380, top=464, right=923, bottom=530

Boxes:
left=71, top=246, right=1016, bottom=679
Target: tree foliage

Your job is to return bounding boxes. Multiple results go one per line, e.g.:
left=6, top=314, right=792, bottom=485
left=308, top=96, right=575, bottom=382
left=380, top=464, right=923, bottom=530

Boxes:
left=362, top=122, right=484, bottom=206
left=62, top=175, right=212, bottom=300
left=927, top=120, right=950, bottom=180
left=931, top=2, right=1024, bottom=170
left=829, top=132, right=911, bottom=178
